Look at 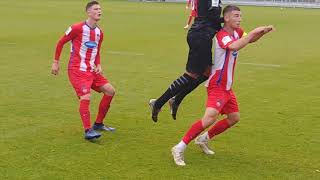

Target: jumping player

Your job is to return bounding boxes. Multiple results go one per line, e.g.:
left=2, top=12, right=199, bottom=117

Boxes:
left=184, top=0, right=198, bottom=29
left=51, top=1, right=116, bottom=140
left=171, top=5, right=274, bottom=166
left=149, top=0, right=223, bottom=122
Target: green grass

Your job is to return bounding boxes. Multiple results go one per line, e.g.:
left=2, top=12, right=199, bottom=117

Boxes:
left=0, top=0, right=320, bottom=179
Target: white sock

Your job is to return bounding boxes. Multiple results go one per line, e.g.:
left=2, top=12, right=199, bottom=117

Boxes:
left=199, top=132, right=209, bottom=141
left=175, top=141, right=187, bottom=151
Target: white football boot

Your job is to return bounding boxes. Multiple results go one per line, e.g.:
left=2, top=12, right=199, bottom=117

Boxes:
left=171, top=146, right=186, bottom=166
left=195, top=134, right=215, bottom=155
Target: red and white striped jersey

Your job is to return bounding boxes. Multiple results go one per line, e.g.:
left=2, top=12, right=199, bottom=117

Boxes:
left=207, top=28, right=244, bottom=91
left=55, top=22, right=104, bottom=72
left=188, top=0, right=198, bottom=17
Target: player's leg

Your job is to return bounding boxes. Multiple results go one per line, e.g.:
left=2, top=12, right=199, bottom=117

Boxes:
left=149, top=72, right=196, bottom=122
left=198, top=112, right=239, bottom=142
left=68, top=70, right=101, bottom=140
left=171, top=107, right=219, bottom=166
left=197, top=91, right=240, bottom=148
left=169, top=34, right=213, bottom=120
left=169, top=66, right=210, bottom=120
left=79, top=93, right=102, bottom=140
left=92, top=74, right=116, bottom=131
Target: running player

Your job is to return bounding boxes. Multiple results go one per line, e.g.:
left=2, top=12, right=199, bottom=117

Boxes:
left=51, top=1, right=116, bottom=140
left=171, top=5, right=274, bottom=166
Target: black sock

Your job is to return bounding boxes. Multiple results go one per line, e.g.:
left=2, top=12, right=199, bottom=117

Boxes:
left=174, top=75, right=208, bottom=105
left=154, top=73, right=193, bottom=109
left=94, top=122, right=103, bottom=126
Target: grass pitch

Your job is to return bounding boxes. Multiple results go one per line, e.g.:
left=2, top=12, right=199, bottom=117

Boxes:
left=0, top=0, right=319, bottom=179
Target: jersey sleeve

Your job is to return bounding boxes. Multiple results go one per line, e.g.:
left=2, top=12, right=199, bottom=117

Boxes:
left=95, top=31, right=104, bottom=66
left=235, top=28, right=245, bottom=38
left=54, top=25, right=79, bottom=61
left=216, top=31, right=235, bottom=49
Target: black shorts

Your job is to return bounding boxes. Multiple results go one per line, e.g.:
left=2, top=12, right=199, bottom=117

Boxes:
left=186, top=27, right=216, bottom=75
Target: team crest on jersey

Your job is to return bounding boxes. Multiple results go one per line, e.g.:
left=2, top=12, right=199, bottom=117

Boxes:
left=82, top=87, right=88, bottom=93
left=216, top=100, right=223, bottom=107
left=84, top=41, right=98, bottom=49
left=222, top=36, right=232, bottom=46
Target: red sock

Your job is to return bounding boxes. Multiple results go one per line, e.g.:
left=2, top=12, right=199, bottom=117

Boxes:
left=182, top=120, right=204, bottom=144
left=208, top=119, right=231, bottom=139
left=95, top=95, right=113, bottom=124
left=79, top=100, right=91, bottom=130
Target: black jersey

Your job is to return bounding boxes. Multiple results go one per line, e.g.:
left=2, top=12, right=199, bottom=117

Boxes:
left=189, top=0, right=222, bottom=33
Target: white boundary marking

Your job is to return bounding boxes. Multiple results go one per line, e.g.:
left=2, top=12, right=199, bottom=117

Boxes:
left=239, top=62, right=281, bottom=68
left=107, top=51, right=145, bottom=56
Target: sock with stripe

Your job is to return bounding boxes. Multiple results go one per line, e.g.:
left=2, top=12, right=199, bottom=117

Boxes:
left=154, top=73, right=194, bottom=109
left=174, top=75, right=208, bottom=105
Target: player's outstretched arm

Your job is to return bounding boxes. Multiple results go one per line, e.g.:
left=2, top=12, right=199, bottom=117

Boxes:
left=249, top=25, right=274, bottom=43
left=228, top=34, right=253, bottom=51
left=228, top=26, right=274, bottom=51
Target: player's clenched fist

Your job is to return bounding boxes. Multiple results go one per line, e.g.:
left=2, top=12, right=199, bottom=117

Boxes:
left=51, top=60, right=60, bottom=75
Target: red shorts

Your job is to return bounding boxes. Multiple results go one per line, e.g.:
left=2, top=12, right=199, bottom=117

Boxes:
left=206, top=85, right=239, bottom=115
left=68, top=70, right=109, bottom=97
left=191, top=10, right=197, bottom=17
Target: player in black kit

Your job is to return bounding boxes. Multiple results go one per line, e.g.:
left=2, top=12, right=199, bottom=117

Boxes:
left=149, top=0, right=223, bottom=122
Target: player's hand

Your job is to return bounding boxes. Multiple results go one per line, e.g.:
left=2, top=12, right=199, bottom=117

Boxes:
left=252, top=26, right=275, bottom=35
left=95, top=64, right=103, bottom=74
left=51, top=60, right=60, bottom=75
left=251, top=26, right=267, bottom=35
left=263, top=25, right=275, bottom=34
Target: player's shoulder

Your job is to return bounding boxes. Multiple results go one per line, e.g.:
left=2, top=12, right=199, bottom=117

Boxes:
left=235, top=27, right=244, bottom=37
left=217, top=29, right=230, bottom=36
left=216, top=29, right=231, bottom=41
left=70, top=22, right=85, bottom=30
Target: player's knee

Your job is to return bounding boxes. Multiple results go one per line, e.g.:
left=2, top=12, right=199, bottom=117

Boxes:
left=228, top=113, right=240, bottom=126
left=109, top=87, right=116, bottom=96
left=202, top=108, right=219, bottom=128
left=101, top=84, right=115, bottom=96
left=106, top=85, right=115, bottom=96
left=80, top=93, right=91, bottom=100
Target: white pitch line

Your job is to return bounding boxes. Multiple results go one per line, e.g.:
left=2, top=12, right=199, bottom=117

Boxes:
left=107, top=51, right=145, bottom=56
left=239, top=62, right=281, bottom=68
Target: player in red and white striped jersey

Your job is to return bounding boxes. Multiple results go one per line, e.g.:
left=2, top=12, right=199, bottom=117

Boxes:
left=184, top=0, right=198, bottom=29
left=171, top=5, right=274, bottom=166
left=51, top=1, right=116, bottom=140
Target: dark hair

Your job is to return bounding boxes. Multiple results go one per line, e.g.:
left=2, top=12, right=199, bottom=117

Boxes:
left=223, top=5, right=241, bottom=16
left=86, top=1, right=99, bottom=11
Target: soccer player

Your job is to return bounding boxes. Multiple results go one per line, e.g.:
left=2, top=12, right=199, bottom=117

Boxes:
left=51, top=1, right=116, bottom=140
left=171, top=5, right=274, bottom=166
left=184, top=0, right=198, bottom=29
left=149, top=0, right=224, bottom=121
